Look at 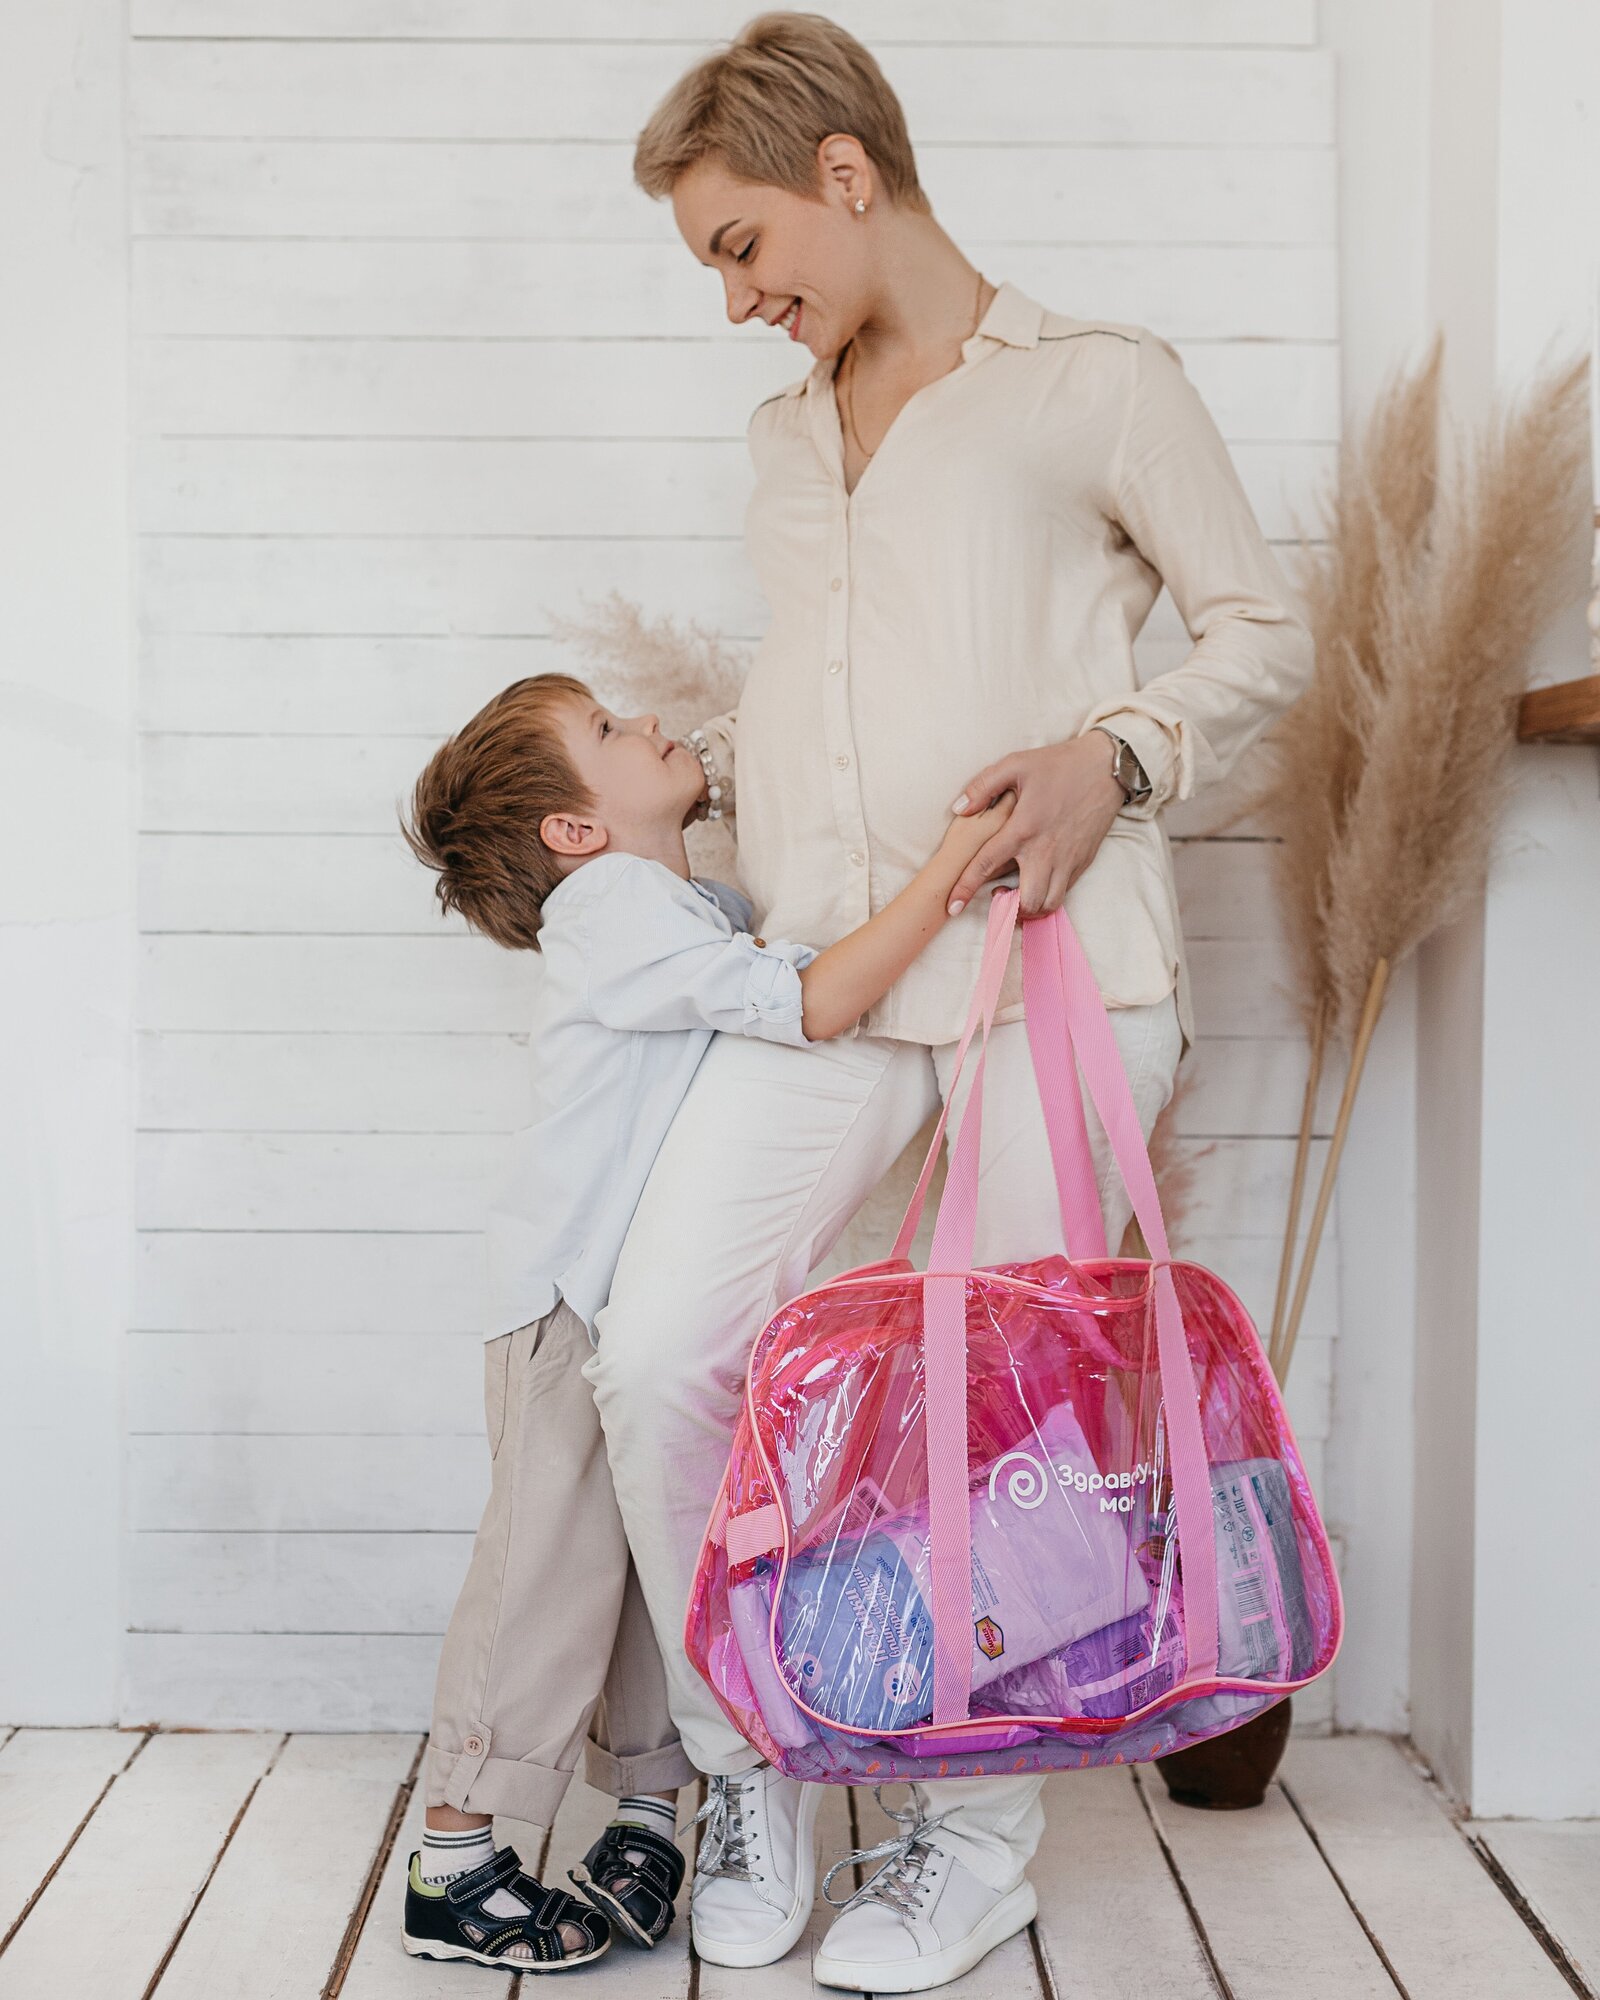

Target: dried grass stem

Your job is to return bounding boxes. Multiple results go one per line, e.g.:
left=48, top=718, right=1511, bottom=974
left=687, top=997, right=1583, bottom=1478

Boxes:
left=1263, top=347, right=1589, bottom=1381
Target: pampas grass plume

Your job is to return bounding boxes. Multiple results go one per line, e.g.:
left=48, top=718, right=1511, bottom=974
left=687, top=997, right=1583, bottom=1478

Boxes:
left=1317, top=354, right=1588, bottom=1037
left=549, top=591, right=749, bottom=881
left=1263, top=346, right=1588, bottom=1381
left=1264, top=343, right=1444, bottom=1036
left=1269, top=347, right=1588, bottom=1042
left=550, top=591, right=746, bottom=728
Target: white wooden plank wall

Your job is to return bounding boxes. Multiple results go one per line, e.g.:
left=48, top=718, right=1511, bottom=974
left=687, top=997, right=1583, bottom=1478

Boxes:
left=127, top=0, right=1341, bottom=1726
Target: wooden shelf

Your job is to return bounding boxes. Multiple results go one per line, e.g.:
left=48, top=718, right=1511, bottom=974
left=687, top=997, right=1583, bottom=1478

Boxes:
left=1517, top=673, right=1600, bottom=743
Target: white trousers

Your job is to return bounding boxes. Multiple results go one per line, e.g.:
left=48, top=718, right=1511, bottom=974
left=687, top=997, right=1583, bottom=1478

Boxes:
left=585, top=996, right=1182, bottom=1892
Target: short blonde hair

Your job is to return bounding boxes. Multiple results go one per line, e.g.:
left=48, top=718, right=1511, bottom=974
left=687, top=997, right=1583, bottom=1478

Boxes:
left=634, top=11, right=928, bottom=213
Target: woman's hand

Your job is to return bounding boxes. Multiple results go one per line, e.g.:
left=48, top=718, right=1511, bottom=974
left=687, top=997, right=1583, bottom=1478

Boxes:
left=945, top=735, right=1124, bottom=917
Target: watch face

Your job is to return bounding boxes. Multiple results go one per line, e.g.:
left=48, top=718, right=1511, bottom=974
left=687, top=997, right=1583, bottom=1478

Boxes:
left=1113, top=739, right=1150, bottom=804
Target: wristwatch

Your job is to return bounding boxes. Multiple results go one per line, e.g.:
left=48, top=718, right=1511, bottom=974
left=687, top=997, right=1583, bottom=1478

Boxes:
left=1092, top=727, right=1153, bottom=809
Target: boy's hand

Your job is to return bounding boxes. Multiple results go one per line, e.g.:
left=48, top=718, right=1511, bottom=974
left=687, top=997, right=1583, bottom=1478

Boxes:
left=938, top=790, right=1015, bottom=870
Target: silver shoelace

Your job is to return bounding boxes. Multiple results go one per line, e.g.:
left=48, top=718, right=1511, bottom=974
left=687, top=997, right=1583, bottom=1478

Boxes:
left=692, top=1774, right=758, bottom=1881
left=821, top=1792, right=948, bottom=1917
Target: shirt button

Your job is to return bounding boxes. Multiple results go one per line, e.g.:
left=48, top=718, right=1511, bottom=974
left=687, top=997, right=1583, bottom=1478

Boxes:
left=849, top=850, right=865, bottom=867
left=828, top=659, right=843, bottom=674
left=752, top=937, right=766, bottom=949
left=835, top=754, right=850, bottom=769
left=830, top=576, right=843, bottom=591
left=464, top=1734, right=485, bottom=1755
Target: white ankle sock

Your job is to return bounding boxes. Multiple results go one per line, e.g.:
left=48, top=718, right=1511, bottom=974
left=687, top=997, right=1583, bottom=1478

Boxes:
left=613, top=1794, right=678, bottom=1836
left=420, top=1822, right=496, bottom=1884
left=422, top=1823, right=535, bottom=1926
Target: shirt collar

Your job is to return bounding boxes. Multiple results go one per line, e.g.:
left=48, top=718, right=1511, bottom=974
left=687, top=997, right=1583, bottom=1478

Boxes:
left=541, top=850, right=702, bottom=919
left=803, top=278, right=1042, bottom=399
left=970, top=280, right=1045, bottom=351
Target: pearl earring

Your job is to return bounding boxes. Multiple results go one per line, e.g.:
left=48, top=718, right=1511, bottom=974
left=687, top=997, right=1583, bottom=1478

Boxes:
left=854, top=199, right=867, bottom=214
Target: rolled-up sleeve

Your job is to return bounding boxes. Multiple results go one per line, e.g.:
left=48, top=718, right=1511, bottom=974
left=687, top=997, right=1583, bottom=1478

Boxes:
left=582, top=862, right=816, bottom=1044
left=1082, top=332, right=1314, bottom=813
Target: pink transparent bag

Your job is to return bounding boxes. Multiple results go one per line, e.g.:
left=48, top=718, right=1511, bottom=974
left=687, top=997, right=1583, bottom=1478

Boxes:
left=686, top=890, right=1342, bottom=1782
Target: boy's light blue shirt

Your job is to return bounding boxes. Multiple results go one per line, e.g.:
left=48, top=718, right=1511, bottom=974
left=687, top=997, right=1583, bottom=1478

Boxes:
left=485, top=851, right=818, bottom=1341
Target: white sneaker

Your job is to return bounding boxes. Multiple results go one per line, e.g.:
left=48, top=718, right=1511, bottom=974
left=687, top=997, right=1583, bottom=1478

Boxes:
left=690, top=1765, right=821, bottom=1968
left=812, top=1803, right=1037, bottom=1994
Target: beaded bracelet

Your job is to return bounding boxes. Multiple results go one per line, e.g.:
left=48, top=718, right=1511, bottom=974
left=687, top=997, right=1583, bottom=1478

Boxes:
left=683, top=726, right=732, bottom=822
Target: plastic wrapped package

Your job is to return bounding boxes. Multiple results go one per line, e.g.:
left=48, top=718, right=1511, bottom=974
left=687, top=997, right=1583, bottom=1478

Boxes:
left=687, top=896, right=1341, bottom=1782
left=772, top=1398, right=1140, bottom=1733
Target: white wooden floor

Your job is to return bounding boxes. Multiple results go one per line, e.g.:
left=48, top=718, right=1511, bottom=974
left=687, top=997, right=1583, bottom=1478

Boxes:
left=0, top=1729, right=1591, bottom=1999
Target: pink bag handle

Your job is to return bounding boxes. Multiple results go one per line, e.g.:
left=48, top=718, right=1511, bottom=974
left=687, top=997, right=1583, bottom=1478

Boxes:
left=888, top=892, right=1017, bottom=1261
left=1022, top=907, right=1108, bottom=1260
left=914, top=897, right=1018, bottom=1723
left=890, top=894, right=1104, bottom=1264
left=921, top=893, right=1219, bottom=1725
left=1039, top=910, right=1219, bottom=1685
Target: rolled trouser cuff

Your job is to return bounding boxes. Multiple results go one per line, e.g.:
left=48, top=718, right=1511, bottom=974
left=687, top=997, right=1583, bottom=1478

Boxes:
left=426, top=1739, right=575, bottom=1828
left=584, top=1733, right=698, bottom=1800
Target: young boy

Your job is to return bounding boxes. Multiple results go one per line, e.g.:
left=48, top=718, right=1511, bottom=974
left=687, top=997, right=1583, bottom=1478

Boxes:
left=397, top=671, right=1010, bottom=1972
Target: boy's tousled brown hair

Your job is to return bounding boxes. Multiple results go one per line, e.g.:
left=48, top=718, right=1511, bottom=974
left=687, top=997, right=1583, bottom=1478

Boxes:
left=633, top=11, right=928, bottom=214
left=400, top=673, right=594, bottom=952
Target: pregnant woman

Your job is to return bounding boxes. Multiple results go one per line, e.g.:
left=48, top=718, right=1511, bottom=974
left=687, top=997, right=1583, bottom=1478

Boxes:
left=584, top=14, right=1312, bottom=1991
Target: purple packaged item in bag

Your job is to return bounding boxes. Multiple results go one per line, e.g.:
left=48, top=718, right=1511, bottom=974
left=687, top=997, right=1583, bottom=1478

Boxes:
left=987, top=1609, right=1186, bottom=1721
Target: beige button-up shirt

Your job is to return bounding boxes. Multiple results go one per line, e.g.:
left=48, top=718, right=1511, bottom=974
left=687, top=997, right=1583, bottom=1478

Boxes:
left=702, top=281, right=1312, bottom=1047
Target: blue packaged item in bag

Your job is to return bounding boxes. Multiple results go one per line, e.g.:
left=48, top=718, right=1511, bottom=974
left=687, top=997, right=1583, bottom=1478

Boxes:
left=1210, top=1457, right=1314, bottom=1681
left=778, top=1533, right=936, bottom=1734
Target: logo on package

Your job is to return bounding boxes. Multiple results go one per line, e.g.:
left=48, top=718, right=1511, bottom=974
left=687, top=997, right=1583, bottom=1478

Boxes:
left=975, top=1616, right=1005, bottom=1660
left=987, top=1450, right=1049, bottom=1511
left=989, top=1447, right=1153, bottom=1517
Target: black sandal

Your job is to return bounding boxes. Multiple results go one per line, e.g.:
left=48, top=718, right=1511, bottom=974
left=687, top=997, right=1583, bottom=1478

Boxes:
left=404, top=1847, right=610, bottom=1972
left=568, top=1821, right=686, bottom=1948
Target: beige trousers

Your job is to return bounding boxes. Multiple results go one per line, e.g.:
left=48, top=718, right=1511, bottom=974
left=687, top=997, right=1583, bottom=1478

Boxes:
left=425, top=1298, right=697, bottom=1827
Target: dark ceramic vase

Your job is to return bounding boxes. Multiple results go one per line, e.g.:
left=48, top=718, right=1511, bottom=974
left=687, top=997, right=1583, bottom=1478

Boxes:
left=1153, top=1696, right=1292, bottom=1809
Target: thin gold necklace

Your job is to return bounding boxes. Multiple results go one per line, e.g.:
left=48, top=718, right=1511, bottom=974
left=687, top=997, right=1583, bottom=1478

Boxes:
left=840, top=268, right=988, bottom=466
